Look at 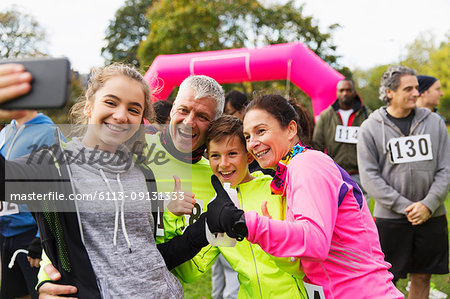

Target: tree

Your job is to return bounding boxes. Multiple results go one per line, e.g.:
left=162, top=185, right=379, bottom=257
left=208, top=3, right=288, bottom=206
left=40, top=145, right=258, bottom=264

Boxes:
left=102, top=0, right=153, bottom=68
left=422, top=38, right=450, bottom=121
left=0, top=6, right=47, bottom=58
left=41, top=72, right=84, bottom=124
left=0, top=7, right=83, bottom=125
left=401, top=31, right=437, bottom=74
left=352, top=32, right=450, bottom=122
left=353, top=65, right=389, bottom=111
left=399, top=32, right=449, bottom=121
left=137, top=0, right=342, bottom=69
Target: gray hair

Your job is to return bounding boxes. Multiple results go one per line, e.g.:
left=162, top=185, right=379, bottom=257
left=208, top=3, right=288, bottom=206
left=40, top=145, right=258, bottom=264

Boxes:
left=379, top=65, right=416, bottom=104
left=177, top=75, right=225, bottom=119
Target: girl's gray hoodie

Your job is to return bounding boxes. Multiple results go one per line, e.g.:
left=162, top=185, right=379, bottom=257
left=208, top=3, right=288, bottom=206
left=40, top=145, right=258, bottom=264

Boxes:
left=357, top=107, right=449, bottom=219
left=65, top=138, right=183, bottom=298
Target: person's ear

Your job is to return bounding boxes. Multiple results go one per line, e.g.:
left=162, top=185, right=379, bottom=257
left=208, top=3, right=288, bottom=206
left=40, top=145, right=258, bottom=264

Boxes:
left=287, top=120, right=298, bottom=141
left=246, top=152, right=254, bottom=165
left=386, top=89, right=393, bottom=100
left=83, top=101, right=92, bottom=118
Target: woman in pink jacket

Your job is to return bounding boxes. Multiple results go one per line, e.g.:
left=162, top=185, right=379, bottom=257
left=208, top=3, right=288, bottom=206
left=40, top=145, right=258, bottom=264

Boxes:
left=207, top=94, right=403, bottom=299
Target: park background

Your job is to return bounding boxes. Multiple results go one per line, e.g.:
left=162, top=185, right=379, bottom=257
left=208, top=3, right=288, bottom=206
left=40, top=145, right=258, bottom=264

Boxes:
left=1, top=0, right=449, bottom=297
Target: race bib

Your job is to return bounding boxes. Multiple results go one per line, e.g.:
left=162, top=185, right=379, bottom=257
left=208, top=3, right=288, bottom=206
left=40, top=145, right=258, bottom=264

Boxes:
left=334, top=125, right=359, bottom=144
left=388, top=134, right=433, bottom=164
left=0, top=202, right=19, bottom=216
left=303, top=282, right=326, bottom=299
left=155, top=195, right=205, bottom=237
left=184, top=199, right=204, bottom=225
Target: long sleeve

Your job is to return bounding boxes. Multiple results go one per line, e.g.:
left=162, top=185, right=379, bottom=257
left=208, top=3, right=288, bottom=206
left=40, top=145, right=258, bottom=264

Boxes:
left=245, top=151, right=339, bottom=261
left=420, top=118, right=450, bottom=213
left=357, top=120, right=411, bottom=214
left=161, top=208, right=219, bottom=281
left=1, top=155, right=5, bottom=199
left=157, top=213, right=209, bottom=270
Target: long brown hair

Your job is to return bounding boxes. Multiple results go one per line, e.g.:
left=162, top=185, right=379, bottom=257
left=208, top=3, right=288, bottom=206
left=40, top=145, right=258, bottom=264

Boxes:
left=69, top=63, right=154, bottom=153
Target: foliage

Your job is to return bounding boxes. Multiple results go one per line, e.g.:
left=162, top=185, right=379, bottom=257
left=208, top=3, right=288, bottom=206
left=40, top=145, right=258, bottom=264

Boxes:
left=353, top=65, right=389, bottom=111
left=0, top=6, right=47, bottom=58
left=0, top=6, right=80, bottom=125
left=137, top=0, right=342, bottom=70
left=41, top=72, right=84, bottom=124
left=401, top=31, right=437, bottom=72
left=421, top=38, right=450, bottom=122
left=101, top=0, right=153, bottom=68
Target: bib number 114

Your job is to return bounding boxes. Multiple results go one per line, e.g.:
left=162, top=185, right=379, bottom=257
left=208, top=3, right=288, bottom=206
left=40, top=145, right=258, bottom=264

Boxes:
left=335, top=125, right=358, bottom=144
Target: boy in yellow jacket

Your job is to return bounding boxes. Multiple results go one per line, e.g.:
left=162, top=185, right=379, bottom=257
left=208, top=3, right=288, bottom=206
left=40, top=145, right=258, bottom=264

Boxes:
left=164, top=115, right=306, bottom=298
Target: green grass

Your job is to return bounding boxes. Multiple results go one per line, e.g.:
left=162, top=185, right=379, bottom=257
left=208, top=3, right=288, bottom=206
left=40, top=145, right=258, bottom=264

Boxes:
left=182, top=269, right=212, bottom=299
left=184, top=195, right=450, bottom=298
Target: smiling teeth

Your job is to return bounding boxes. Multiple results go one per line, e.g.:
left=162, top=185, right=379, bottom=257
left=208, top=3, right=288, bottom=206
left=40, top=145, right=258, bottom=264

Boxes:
left=256, top=149, right=269, bottom=158
left=106, top=124, right=127, bottom=132
left=179, top=128, right=194, bottom=136
left=221, top=171, right=233, bottom=175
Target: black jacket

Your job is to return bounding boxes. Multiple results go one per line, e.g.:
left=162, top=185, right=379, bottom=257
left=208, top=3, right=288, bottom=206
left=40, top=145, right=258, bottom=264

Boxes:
left=1, top=141, right=207, bottom=298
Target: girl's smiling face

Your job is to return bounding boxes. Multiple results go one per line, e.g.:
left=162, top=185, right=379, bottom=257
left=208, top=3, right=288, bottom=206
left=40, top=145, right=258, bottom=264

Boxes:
left=82, top=75, right=145, bottom=152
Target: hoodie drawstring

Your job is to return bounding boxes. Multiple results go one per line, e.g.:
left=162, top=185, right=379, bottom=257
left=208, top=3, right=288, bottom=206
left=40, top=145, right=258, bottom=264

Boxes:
left=382, top=118, right=387, bottom=154
left=8, top=249, right=29, bottom=269
left=99, top=169, right=132, bottom=254
left=116, top=174, right=132, bottom=253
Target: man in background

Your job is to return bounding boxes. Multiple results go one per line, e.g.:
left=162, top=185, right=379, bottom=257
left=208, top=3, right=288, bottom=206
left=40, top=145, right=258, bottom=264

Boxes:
left=358, top=65, right=449, bottom=299
left=416, top=75, right=444, bottom=116
left=313, top=78, right=370, bottom=193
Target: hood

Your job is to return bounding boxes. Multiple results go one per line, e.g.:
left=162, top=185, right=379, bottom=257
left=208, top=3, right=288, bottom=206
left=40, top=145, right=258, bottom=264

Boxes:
left=369, top=106, right=432, bottom=127
left=368, top=107, right=433, bottom=154
left=26, top=113, right=55, bottom=125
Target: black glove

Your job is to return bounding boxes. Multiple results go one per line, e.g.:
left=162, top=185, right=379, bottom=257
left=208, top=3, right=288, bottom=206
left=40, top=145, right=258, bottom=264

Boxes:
left=27, top=237, right=42, bottom=259
left=184, top=212, right=208, bottom=248
left=207, top=175, right=247, bottom=240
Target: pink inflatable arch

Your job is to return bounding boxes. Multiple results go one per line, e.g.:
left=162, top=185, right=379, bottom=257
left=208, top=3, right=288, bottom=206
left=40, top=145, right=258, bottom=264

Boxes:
left=144, top=42, right=344, bottom=118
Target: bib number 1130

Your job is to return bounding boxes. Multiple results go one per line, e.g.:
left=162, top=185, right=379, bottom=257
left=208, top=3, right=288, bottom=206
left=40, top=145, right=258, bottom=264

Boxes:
left=389, top=134, right=433, bottom=164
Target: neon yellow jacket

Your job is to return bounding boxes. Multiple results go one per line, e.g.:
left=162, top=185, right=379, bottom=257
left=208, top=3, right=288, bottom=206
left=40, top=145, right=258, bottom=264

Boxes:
left=143, top=132, right=216, bottom=240
left=164, top=172, right=307, bottom=299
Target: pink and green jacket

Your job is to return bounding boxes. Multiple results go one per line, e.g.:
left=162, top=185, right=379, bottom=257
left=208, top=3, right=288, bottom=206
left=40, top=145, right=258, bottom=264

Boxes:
left=245, top=150, right=404, bottom=299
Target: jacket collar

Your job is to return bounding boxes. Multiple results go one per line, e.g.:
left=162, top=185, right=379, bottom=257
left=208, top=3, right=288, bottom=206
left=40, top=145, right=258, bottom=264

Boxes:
left=331, top=93, right=363, bottom=112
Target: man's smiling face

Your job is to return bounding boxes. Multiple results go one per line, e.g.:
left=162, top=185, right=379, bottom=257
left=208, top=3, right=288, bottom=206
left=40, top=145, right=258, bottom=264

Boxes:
left=169, top=87, right=217, bottom=153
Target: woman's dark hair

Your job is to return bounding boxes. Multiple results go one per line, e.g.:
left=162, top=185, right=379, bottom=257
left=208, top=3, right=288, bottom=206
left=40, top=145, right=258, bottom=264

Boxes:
left=153, top=100, right=172, bottom=124
left=288, top=100, right=314, bottom=146
left=225, top=90, right=248, bottom=112
left=246, top=94, right=314, bottom=146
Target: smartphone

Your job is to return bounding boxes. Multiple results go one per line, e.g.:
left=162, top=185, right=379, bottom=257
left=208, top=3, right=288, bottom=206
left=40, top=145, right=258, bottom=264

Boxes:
left=0, top=57, right=71, bottom=109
